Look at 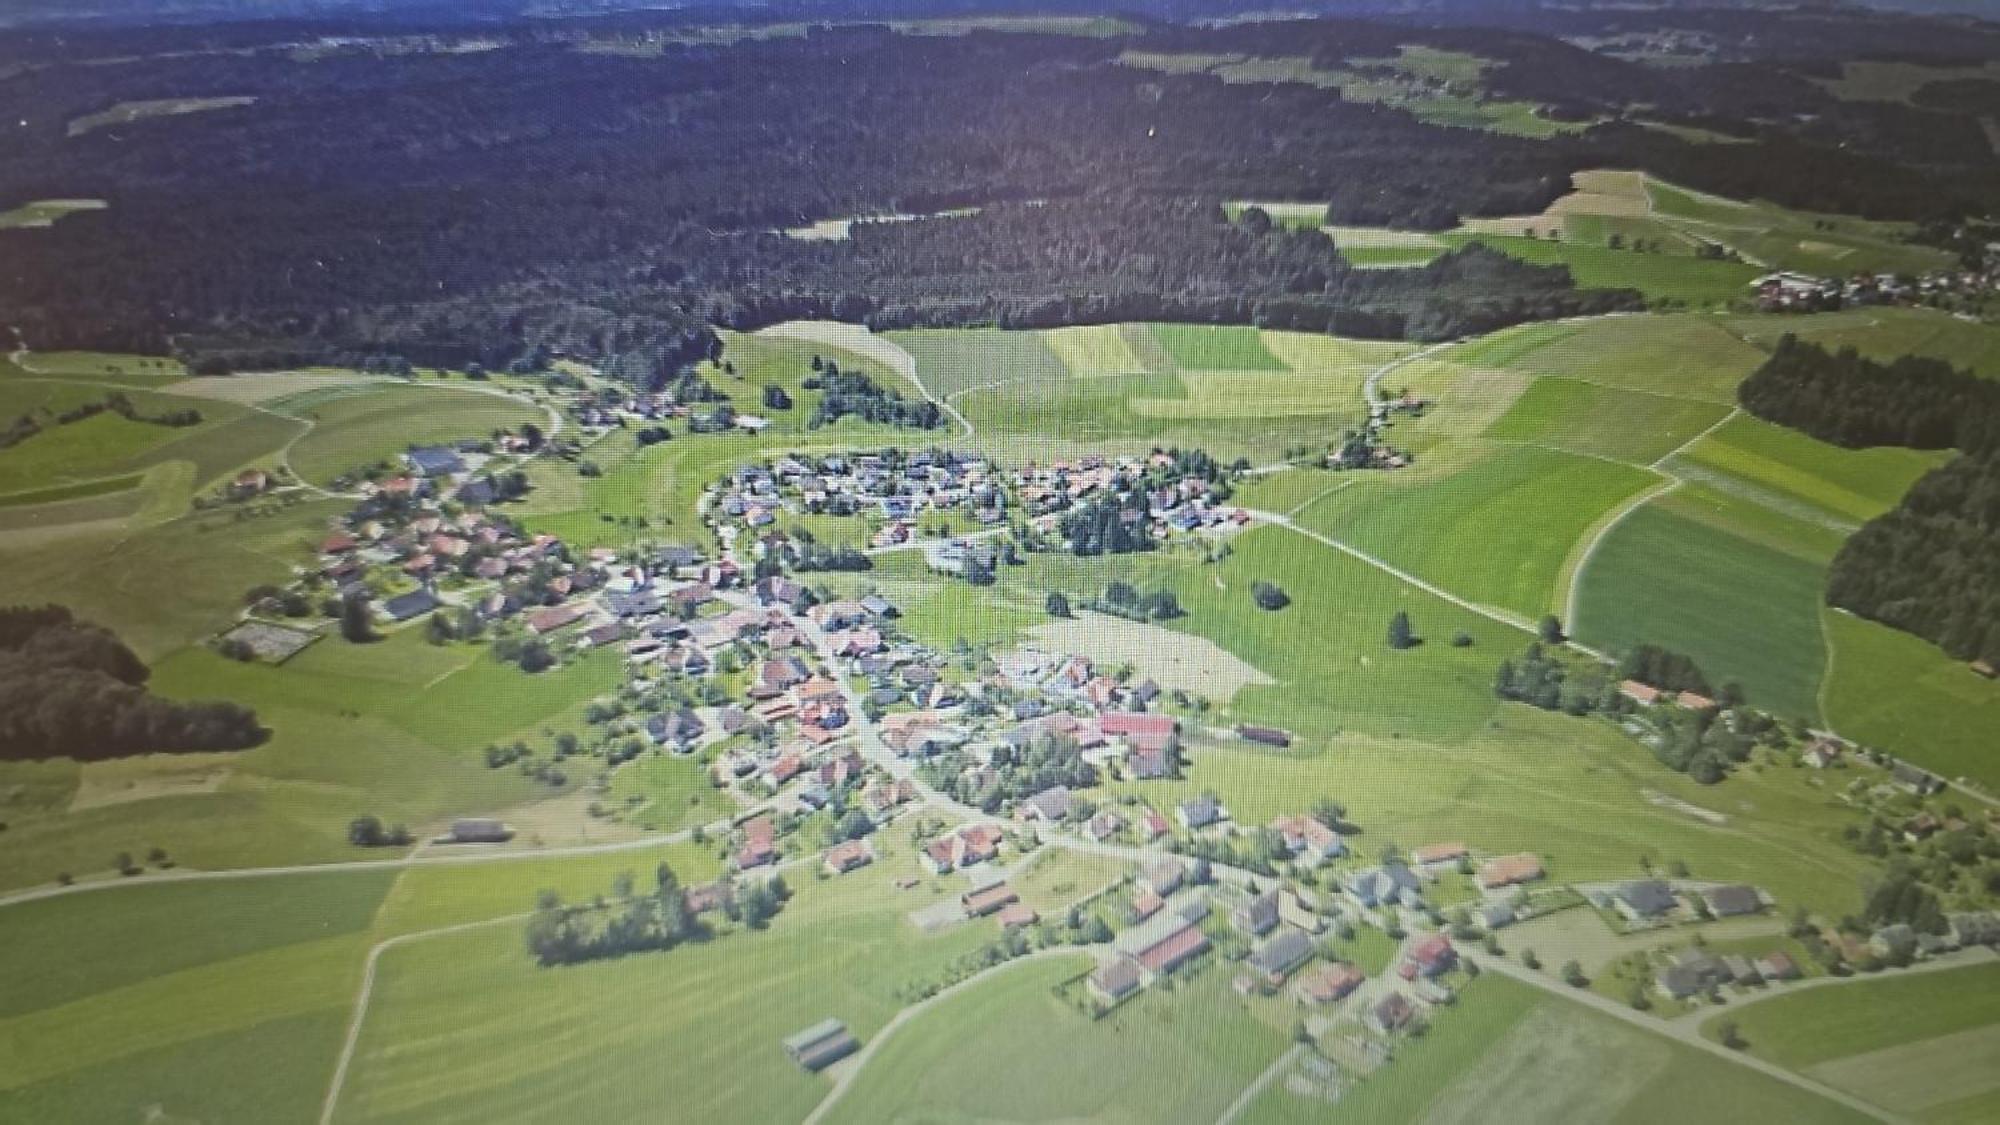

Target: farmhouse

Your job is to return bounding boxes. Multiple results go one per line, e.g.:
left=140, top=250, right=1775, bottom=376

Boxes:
left=961, top=881, right=1021, bottom=918
left=1115, top=907, right=1212, bottom=979
left=1404, top=933, right=1456, bottom=979
left=1701, top=885, right=1765, bottom=917
left=1231, top=890, right=1280, bottom=937
left=1269, top=814, right=1346, bottom=864
left=1367, top=992, right=1415, bottom=1034
left=1801, top=738, right=1842, bottom=769
left=1089, top=957, right=1145, bottom=1005
left=1477, top=853, right=1544, bottom=890
left=1347, top=864, right=1423, bottom=910
left=783, top=1018, right=859, bottom=1072
left=1293, top=962, right=1365, bottom=1005
left=1411, top=842, right=1468, bottom=869
left=823, top=839, right=874, bottom=875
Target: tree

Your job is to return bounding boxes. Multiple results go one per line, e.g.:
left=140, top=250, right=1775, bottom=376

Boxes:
left=1451, top=630, right=1473, bottom=647
left=519, top=638, right=555, bottom=673
left=348, top=815, right=386, bottom=847
left=1387, top=610, right=1416, bottom=650
left=1521, top=947, right=1541, bottom=970
left=1251, top=581, right=1289, bottom=611
left=762, top=384, right=792, bottom=410
left=1719, top=1020, right=1746, bottom=1049
left=339, top=594, right=377, bottom=643
left=1538, top=615, right=1565, bottom=644
left=1561, top=959, right=1587, bottom=987
left=1044, top=591, right=1071, bottom=618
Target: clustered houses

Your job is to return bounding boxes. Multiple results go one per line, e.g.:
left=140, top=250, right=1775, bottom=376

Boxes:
left=1751, top=257, right=2000, bottom=313
left=567, top=383, right=769, bottom=436
left=1012, top=451, right=1249, bottom=538
left=706, top=448, right=1003, bottom=554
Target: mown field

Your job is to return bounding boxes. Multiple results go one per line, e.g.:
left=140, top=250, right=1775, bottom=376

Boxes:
left=280, top=383, right=546, bottom=487
left=1484, top=375, right=1730, bottom=465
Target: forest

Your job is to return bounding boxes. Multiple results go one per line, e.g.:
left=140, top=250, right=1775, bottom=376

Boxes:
left=1740, top=338, right=2000, bottom=667
left=2, top=14, right=1994, bottom=379
left=0, top=606, right=266, bottom=760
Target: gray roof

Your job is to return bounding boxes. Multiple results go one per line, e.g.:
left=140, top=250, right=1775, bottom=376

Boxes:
left=1247, top=928, right=1314, bottom=976
left=1617, top=880, right=1678, bottom=916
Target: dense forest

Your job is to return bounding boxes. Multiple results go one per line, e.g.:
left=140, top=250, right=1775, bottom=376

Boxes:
left=0, top=606, right=266, bottom=760
left=1, top=12, right=1994, bottom=378
left=1739, top=339, right=2000, bottom=666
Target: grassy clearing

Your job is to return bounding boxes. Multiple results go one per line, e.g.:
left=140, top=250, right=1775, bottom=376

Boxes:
left=1485, top=376, right=1731, bottom=465
left=281, top=384, right=544, bottom=486
left=605, top=751, right=738, bottom=834
left=1442, top=233, right=1761, bottom=308
left=1823, top=610, right=2000, bottom=789
left=1707, top=962, right=2000, bottom=1069
left=1294, top=442, right=1659, bottom=618
left=1647, top=180, right=1951, bottom=277
left=335, top=870, right=998, bottom=1124
left=1574, top=495, right=1829, bottom=721
left=0, top=198, right=105, bottom=228
left=1675, top=414, right=1947, bottom=526
left=828, top=958, right=1288, bottom=1125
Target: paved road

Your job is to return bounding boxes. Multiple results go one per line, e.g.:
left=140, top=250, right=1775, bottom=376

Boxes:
left=1466, top=951, right=1905, bottom=1124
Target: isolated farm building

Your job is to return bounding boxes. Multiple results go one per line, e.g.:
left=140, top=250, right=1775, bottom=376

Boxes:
left=381, top=587, right=440, bottom=623
left=1702, top=885, right=1765, bottom=917
left=1477, top=854, right=1544, bottom=890
left=1177, top=794, right=1227, bottom=830
left=783, top=1019, right=859, bottom=1072
left=1118, top=914, right=1211, bottom=979
left=1614, top=880, right=1680, bottom=920
left=1247, top=928, right=1315, bottom=984
left=1232, top=890, right=1281, bottom=937
left=1293, top=962, right=1365, bottom=1005
left=1675, top=690, right=1717, bottom=711
left=1236, top=724, right=1292, bottom=748
left=445, top=818, right=513, bottom=844
left=405, top=445, right=466, bottom=477
left=823, top=840, right=874, bottom=876
left=1089, top=957, right=1145, bottom=1005
left=1411, top=842, right=1468, bottom=869
left=962, top=882, right=1021, bottom=919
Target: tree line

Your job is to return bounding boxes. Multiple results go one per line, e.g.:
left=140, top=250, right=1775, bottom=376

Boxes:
left=0, top=605, right=266, bottom=760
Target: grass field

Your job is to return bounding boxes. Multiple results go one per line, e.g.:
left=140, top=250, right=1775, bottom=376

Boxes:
left=281, top=383, right=545, bottom=486
left=1147, top=323, right=1288, bottom=371
left=1442, top=232, right=1762, bottom=308
left=0, top=198, right=105, bottom=228
left=335, top=870, right=999, bottom=1124
left=1823, top=610, right=2000, bottom=789
left=1293, top=442, right=1659, bottom=619
left=1707, top=962, right=2000, bottom=1068
left=828, top=956, right=1288, bottom=1125
left=1574, top=493, right=1829, bottom=721
left=1484, top=376, right=1731, bottom=465
left=1440, top=315, right=1767, bottom=405
left=1724, top=308, right=2000, bottom=381
left=1673, top=413, right=1948, bottom=526
left=66, top=95, right=257, bottom=136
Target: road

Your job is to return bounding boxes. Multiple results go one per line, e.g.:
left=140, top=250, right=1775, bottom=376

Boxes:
left=1465, top=951, right=1905, bottom=1124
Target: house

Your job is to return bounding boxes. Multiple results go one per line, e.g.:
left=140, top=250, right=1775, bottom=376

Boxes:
left=1407, top=933, right=1456, bottom=978
left=823, top=839, right=874, bottom=875
left=1117, top=912, right=1211, bottom=979
left=525, top=603, right=589, bottom=635
left=996, top=903, right=1039, bottom=929
left=1232, top=890, right=1280, bottom=937
left=1702, top=885, right=1764, bottom=918
left=1658, top=950, right=1731, bottom=999
left=1089, top=957, right=1145, bottom=1005
left=1347, top=864, right=1423, bottom=910
left=1367, top=992, right=1415, bottom=1034
left=1139, top=811, right=1171, bottom=842
left=782, top=1019, right=859, bottom=1072
left=405, top=445, right=466, bottom=477
left=735, top=816, right=777, bottom=870
left=1755, top=951, right=1801, bottom=981
left=1477, top=853, right=1544, bottom=890
left=1085, top=811, right=1123, bottom=842
left=1293, top=962, right=1365, bottom=1005
left=962, top=882, right=1020, bottom=918
left=1802, top=738, right=1842, bottom=769
left=1269, top=815, right=1346, bottom=864
left=381, top=587, right=440, bottom=622
left=1614, top=879, right=1679, bottom=921
left=1891, top=761, right=1944, bottom=796
left=1140, top=859, right=1186, bottom=898
left=445, top=818, right=513, bottom=844
left=1619, top=680, right=1662, bottom=706
left=1018, top=786, right=1076, bottom=823
left=1675, top=690, right=1717, bottom=711
left=1279, top=889, right=1325, bottom=934
left=1248, top=928, right=1315, bottom=983
left=646, top=708, right=706, bottom=750
left=1721, top=955, right=1758, bottom=984
left=1177, top=794, right=1227, bottom=830
left=1411, top=842, right=1468, bottom=869
left=1477, top=901, right=1516, bottom=930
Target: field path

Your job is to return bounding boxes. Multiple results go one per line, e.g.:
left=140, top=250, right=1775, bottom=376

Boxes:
left=319, top=912, right=531, bottom=1125
left=1467, top=952, right=1905, bottom=1124
left=802, top=947, right=1091, bottom=1125
left=1216, top=1042, right=1307, bottom=1125
left=757, top=320, right=975, bottom=439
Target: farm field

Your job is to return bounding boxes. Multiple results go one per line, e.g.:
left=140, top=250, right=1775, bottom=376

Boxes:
left=1574, top=495, right=1830, bottom=721
left=1671, top=413, right=1949, bottom=527
left=1439, top=314, right=1767, bottom=404
left=1291, top=442, right=1659, bottom=619
left=1484, top=375, right=1731, bottom=464
left=1724, top=308, right=2000, bottom=380
left=1822, top=610, right=2000, bottom=789
left=1442, top=232, right=1762, bottom=307
left=0, top=198, right=105, bottom=228
left=826, top=957, right=1288, bottom=1125
left=66, top=95, right=257, bottom=136
left=279, top=383, right=547, bottom=487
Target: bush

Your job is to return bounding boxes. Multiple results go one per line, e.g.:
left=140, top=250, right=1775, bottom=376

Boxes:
left=1250, top=581, right=1289, bottom=611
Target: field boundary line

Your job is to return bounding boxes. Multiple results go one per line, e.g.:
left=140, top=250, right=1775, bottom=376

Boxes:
left=1651, top=405, right=1741, bottom=471
left=319, top=912, right=531, bottom=1125
left=1560, top=477, right=1681, bottom=631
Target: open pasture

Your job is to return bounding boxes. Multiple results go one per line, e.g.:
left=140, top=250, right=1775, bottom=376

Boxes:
left=0, top=198, right=105, bottom=228
left=1724, top=307, right=2000, bottom=380
left=1146, top=323, right=1289, bottom=371
left=1484, top=376, right=1731, bottom=465
left=1823, top=610, right=2000, bottom=789
left=1573, top=494, right=1829, bottom=721
left=1443, top=233, right=1761, bottom=307
left=1440, top=314, right=1765, bottom=405
left=1708, top=961, right=2000, bottom=1071
left=1293, top=442, right=1658, bottom=619
left=280, top=383, right=545, bottom=486
left=1672, top=413, right=1948, bottom=526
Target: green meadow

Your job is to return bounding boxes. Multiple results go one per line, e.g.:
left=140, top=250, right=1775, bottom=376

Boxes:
left=1673, top=413, right=1948, bottom=526
left=1441, top=315, right=1767, bottom=405
left=280, top=384, right=546, bottom=486
left=1706, top=962, right=2000, bottom=1070
left=1823, top=610, right=2000, bottom=788
left=1724, top=307, right=2000, bottom=380
left=1484, top=376, right=1731, bottom=465
left=1443, top=233, right=1762, bottom=308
